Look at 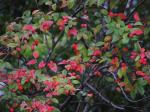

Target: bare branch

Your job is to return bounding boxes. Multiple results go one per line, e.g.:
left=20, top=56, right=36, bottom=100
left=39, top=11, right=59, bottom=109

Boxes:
left=107, top=70, right=150, bottom=103
left=85, top=82, right=125, bottom=110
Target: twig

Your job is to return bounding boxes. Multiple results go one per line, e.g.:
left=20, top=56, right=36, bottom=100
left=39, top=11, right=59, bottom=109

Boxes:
left=76, top=100, right=83, bottom=112
left=125, top=0, right=145, bottom=24
left=85, top=82, right=125, bottom=110
left=59, top=76, right=91, bottom=110
left=107, top=70, right=150, bottom=103
left=83, top=103, right=89, bottom=112
left=44, top=34, right=50, bottom=49
left=81, top=38, right=89, bottom=49
left=59, top=64, right=110, bottom=110
left=72, top=6, right=84, bottom=17
left=45, top=31, right=64, bottom=63
left=71, top=0, right=84, bottom=17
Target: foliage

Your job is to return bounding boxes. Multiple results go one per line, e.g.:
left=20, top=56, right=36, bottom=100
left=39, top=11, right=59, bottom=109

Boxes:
left=0, top=0, right=150, bottom=112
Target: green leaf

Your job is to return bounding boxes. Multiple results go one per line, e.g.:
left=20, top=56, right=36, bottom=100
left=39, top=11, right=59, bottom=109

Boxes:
left=122, top=37, right=129, bottom=44
left=45, top=1, right=52, bottom=6
left=62, top=70, right=68, bottom=75
left=51, top=98, right=59, bottom=104
left=52, top=109, right=61, bottom=112
left=0, top=60, right=12, bottom=69
left=138, top=78, right=148, bottom=86
left=69, top=76, right=76, bottom=80
left=118, top=69, right=123, bottom=78
left=100, top=9, right=108, bottom=15
left=35, top=44, right=48, bottom=56
left=22, top=46, right=32, bottom=58
left=112, top=34, right=120, bottom=43
left=21, top=77, right=26, bottom=85
left=97, top=0, right=105, bottom=6
left=88, top=49, right=93, bottom=56
left=138, top=86, right=145, bottom=95
left=58, top=88, right=64, bottom=95
left=23, top=17, right=32, bottom=24
left=135, top=55, right=140, bottom=62
left=134, top=43, right=141, bottom=52
left=7, top=43, right=18, bottom=48
left=78, top=44, right=84, bottom=50
left=52, top=13, right=60, bottom=21
left=9, top=83, right=17, bottom=90
left=64, top=84, right=73, bottom=90
left=88, top=0, right=96, bottom=6
left=134, top=22, right=143, bottom=26
left=130, top=88, right=137, bottom=99
left=83, top=56, right=90, bottom=62
left=106, top=77, right=114, bottom=82
left=52, top=4, right=56, bottom=10
left=72, top=80, right=80, bottom=85
left=13, top=24, right=22, bottom=31
left=95, top=41, right=104, bottom=46
left=23, top=10, right=31, bottom=17
left=67, top=0, right=75, bottom=9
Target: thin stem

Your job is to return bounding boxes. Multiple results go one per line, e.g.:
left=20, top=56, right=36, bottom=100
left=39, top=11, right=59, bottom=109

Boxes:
left=83, top=103, right=89, bottom=112
left=85, top=82, right=125, bottom=110
left=125, top=0, right=145, bottom=24
left=107, top=70, right=150, bottom=103
left=45, top=31, right=64, bottom=63
left=44, top=34, right=50, bottom=49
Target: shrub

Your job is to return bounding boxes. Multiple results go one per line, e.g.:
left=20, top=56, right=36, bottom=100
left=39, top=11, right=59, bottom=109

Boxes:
left=0, top=0, right=150, bottom=112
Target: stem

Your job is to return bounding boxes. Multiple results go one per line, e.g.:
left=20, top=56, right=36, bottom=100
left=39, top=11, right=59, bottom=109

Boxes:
left=59, top=64, right=112, bottom=110
left=44, top=34, right=50, bottom=49
left=83, top=103, right=89, bottom=112
left=125, top=0, right=145, bottom=24
left=85, top=82, right=125, bottom=110
left=107, top=70, right=150, bottom=103
left=45, top=31, right=64, bottom=63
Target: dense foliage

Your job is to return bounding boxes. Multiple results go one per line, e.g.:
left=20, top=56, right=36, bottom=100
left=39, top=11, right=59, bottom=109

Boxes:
left=0, top=0, right=150, bottom=112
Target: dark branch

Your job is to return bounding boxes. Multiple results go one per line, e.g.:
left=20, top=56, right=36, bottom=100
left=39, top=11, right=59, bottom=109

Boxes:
left=107, top=70, right=150, bottom=103
left=85, top=82, right=125, bottom=110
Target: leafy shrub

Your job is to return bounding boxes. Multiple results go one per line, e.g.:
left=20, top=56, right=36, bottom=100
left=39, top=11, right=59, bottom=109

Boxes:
left=0, top=0, right=150, bottom=112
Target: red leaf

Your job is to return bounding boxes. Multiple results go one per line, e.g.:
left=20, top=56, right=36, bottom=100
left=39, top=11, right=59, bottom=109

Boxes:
left=127, top=24, right=132, bottom=29
left=92, top=49, right=101, bottom=56
left=40, top=20, right=53, bottom=32
left=145, top=51, right=150, bottom=59
left=38, top=61, right=46, bottom=69
left=133, top=12, right=140, bottom=22
left=48, top=61, right=57, bottom=72
left=72, top=43, right=79, bottom=55
left=129, top=29, right=143, bottom=37
left=117, top=13, right=127, bottom=20
left=27, top=59, right=37, bottom=65
left=23, top=24, right=36, bottom=33
left=67, top=28, right=78, bottom=38
left=58, top=60, right=68, bottom=65
left=136, top=71, right=146, bottom=77
left=33, top=51, right=39, bottom=59
left=81, top=24, right=87, bottom=28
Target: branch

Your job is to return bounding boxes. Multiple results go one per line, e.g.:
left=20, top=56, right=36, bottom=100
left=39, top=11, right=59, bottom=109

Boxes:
left=71, top=0, right=84, bottom=17
left=107, top=70, right=150, bottom=103
left=44, top=34, right=50, bottom=49
left=45, top=31, right=64, bottom=63
left=72, top=6, right=84, bottom=17
left=59, top=75, right=91, bottom=111
left=85, top=82, right=125, bottom=110
left=125, top=0, right=145, bottom=24
left=59, top=64, right=110, bottom=110
left=81, top=38, right=89, bottom=49
left=83, top=103, right=89, bottom=112
left=75, top=100, right=83, bottom=112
